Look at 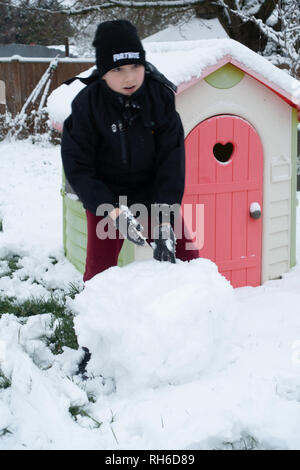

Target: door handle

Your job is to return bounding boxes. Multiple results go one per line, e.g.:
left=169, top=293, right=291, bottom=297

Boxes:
left=250, top=202, right=261, bottom=219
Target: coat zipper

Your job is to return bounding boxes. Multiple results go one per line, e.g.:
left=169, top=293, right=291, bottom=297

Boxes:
left=118, top=120, right=130, bottom=168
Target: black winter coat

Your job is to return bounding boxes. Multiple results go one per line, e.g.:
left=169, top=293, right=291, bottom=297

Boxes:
left=61, top=69, right=185, bottom=215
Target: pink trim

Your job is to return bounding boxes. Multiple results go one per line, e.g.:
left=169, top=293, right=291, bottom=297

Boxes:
left=51, top=121, right=63, bottom=133
left=177, top=56, right=231, bottom=94
left=230, top=58, right=299, bottom=111
left=176, top=56, right=300, bottom=114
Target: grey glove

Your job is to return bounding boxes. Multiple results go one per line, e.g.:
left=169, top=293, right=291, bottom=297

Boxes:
left=114, top=205, right=146, bottom=246
left=152, top=223, right=176, bottom=263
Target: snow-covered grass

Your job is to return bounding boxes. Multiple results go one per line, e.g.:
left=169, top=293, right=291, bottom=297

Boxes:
left=1, top=139, right=300, bottom=450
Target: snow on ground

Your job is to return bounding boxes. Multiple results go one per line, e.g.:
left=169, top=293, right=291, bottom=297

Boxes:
left=0, top=139, right=82, bottom=300
left=1, top=139, right=300, bottom=449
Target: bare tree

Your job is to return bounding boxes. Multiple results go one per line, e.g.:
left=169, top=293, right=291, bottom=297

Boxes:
left=195, top=0, right=277, bottom=53
left=0, top=0, right=74, bottom=45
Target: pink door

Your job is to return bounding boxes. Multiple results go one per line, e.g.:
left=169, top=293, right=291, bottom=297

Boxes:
left=182, top=115, right=263, bottom=288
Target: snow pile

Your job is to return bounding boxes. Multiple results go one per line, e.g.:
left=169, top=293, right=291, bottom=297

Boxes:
left=47, top=38, right=300, bottom=127
left=0, top=140, right=62, bottom=258
left=0, top=139, right=82, bottom=301
left=71, top=258, right=238, bottom=392
left=0, top=313, right=97, bottom=449
left=47, top=45, right=80, bottom=57
left=2, top=139, right=300, bottom=448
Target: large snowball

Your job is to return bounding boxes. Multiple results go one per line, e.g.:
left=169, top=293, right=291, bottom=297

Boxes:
left=71, top=258, right=238, bottom=392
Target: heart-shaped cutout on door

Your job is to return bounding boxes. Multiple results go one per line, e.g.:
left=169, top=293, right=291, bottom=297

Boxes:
left=213, top=142, right=234, bottom=163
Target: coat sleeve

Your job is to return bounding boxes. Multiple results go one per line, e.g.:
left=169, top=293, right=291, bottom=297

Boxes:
left=151, top=88, right=185, bottom=208
left=61, top=97, right=116, bottom=215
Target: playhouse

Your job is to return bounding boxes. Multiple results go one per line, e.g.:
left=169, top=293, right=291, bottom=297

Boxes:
left=48, top=39, right=300, bottom=288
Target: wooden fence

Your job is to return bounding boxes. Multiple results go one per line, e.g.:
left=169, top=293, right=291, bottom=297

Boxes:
left=0, top=79, right=5, bottom=115
left=0, top=57, right=95, bottom=116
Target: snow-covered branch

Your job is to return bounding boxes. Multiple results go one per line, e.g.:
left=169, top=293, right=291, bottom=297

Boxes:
left=0, top=0, right=203, bottom=15
left=214, top=0, right=300, bottom=77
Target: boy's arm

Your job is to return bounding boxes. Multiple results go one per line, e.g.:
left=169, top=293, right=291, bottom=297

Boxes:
left=151, top=89, right=185, bottom=211
left=61, top=99, right=117, bottom=215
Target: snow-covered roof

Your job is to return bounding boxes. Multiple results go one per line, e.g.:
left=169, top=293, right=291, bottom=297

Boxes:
left=146, top=39, right=300, bottom=110
left=143, top=17, right=228, bottom=42
left=47, top=45, right=79, bottom=58
left=47, top=38, right=300, bottom=127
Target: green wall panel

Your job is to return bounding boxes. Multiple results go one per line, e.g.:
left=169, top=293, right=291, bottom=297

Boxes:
left=62, top=191, right=136, bottom=275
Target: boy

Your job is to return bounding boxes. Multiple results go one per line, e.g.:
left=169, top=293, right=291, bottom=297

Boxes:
left=61, top=19, right=199, bottom=282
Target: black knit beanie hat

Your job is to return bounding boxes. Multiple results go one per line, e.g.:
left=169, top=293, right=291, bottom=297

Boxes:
left=92, top=19, right=146, bottom=77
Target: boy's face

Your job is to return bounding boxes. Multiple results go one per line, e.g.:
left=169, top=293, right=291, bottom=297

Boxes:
left=102, top=64, right=145, bottom=96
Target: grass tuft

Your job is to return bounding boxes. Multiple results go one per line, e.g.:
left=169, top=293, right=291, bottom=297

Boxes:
left=47, top=312, right=79, bottom=355
left=0, top=292, right=79, bottom=355
left=220, top=434, right=260, bottom=450
left=0, top=294, right=64, bottom=319
left=7, top=255, right=21, bottom=274
left=0, top=296, right=17, bottom=315
left=0, top=428, right=13, bottom=437
left=69, top=406, right=102, bottom=428
left=66, top=281, right=84, bottom=300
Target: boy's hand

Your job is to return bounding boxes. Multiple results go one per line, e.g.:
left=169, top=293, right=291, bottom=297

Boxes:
left=109, top=207, right=121, bottom=221
left=152, top=223, right=176, bottom=264
left=110, top=205, right=146, bottom=246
